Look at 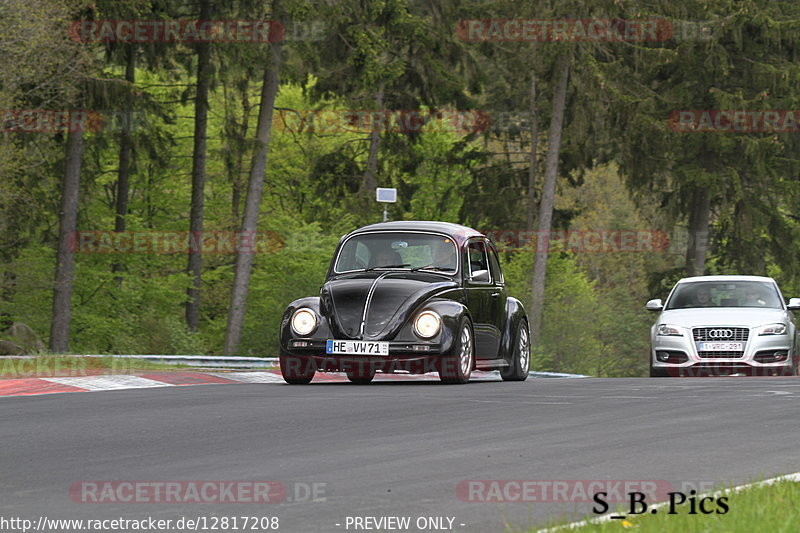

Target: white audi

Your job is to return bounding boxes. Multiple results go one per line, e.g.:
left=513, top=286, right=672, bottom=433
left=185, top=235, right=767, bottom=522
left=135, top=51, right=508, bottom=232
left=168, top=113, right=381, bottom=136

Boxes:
left=646, top=276, right=800, bottom=377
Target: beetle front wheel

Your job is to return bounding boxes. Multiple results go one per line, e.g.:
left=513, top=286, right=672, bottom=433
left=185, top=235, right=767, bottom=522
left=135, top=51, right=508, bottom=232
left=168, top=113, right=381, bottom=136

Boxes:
left=439, top=318, right=474, bottom=384
left=280, top=353, right=316, bottom=384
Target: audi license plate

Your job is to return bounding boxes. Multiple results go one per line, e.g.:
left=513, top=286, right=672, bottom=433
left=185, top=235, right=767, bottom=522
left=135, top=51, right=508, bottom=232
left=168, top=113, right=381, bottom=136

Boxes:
left=326, top=340, right=389, bottom=356
left=698, top=342, right=744, bottom=351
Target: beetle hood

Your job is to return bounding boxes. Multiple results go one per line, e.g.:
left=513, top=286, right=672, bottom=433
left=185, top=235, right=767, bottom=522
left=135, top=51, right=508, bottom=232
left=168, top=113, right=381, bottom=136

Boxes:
left=321, top=271, right=459, bottom=340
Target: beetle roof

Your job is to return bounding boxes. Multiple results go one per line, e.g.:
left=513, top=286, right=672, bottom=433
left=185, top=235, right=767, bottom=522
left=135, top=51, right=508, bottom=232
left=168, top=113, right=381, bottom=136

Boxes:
left=345, top=221, right=484, bottom=246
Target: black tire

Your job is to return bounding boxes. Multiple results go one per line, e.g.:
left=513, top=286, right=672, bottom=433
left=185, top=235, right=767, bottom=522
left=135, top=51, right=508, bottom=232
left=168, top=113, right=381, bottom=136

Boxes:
left=346, top=362, right=376, bottom=384
left=501, top=320, right=530, bottom=381
left=439, top=317, right=474, bottom=384
left=780, top=353, right=799, bottom=377
left=649, top=358, right=669, bottom=377
left=280, top=353, right=315, bottom=384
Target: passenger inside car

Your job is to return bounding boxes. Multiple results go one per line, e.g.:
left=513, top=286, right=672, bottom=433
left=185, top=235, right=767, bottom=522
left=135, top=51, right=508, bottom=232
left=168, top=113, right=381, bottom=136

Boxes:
left=743, top=288, right=767, bottom=306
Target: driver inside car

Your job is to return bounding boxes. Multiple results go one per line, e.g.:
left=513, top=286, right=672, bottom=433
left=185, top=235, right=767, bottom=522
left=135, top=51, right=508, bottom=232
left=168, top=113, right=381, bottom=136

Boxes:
left=691, top=286, right=714, bottom=307
left=431, top=239, right=457, bottom=270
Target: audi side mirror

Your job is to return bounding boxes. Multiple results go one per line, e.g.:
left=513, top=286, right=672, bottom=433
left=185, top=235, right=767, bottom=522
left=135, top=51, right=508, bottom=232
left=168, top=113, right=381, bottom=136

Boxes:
left=645, top=299, right=663, bottom=312
left=787, top=297, right=800, bottom=311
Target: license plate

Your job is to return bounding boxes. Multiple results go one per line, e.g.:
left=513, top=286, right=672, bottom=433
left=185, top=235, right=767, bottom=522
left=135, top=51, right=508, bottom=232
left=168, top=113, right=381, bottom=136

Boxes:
left=698, top=342, right=744, bottom=351
left=326, top=340, right=389, bottom=356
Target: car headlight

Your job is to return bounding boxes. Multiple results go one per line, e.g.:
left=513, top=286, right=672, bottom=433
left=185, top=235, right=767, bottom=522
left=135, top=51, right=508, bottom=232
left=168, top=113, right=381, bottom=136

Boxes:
left=291, top=308, right=318, bottom=336
left=414, top=311, right=441, bottom=338
left=656, top=324, right=683, bottom=336
left=757, top=323, right=787, bottom=336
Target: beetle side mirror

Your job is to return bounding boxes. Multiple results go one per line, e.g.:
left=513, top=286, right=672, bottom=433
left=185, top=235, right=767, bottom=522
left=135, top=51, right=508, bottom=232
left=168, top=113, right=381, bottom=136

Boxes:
left=787, top=298, right=800, bottom=310
left=470, top=269, right=490, bottom=283
left=645, top=298, right=663, bottom=312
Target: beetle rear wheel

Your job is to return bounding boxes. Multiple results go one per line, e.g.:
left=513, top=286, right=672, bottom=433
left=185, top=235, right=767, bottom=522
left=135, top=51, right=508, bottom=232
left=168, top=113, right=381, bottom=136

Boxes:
left=439, top=318, right=474, bottom=384
left=280, top=353, right=315, bottom=384
left=501, top=320, right=530, bottom=381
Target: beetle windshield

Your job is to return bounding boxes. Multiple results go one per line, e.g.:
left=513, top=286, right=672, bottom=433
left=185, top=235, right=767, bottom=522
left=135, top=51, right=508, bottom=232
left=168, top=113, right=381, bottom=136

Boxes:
left=665, top=281, right=783, bottom=310
left=334, top=233, right=458, bottom=273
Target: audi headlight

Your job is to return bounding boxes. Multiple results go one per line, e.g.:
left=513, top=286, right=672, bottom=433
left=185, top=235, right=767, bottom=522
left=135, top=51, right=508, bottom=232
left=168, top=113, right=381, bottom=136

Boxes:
left=656, top=324, right=683, bottom=336
left=414, top=311, right=441, bottom=338
left=757, top=323, right=787, bottom=336
left=291, top=308, right=318, bottom=336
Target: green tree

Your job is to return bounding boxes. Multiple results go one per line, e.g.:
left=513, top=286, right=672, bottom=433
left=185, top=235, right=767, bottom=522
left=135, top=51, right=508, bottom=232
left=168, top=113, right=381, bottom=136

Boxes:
left=602, top=0, right=800, bottom=280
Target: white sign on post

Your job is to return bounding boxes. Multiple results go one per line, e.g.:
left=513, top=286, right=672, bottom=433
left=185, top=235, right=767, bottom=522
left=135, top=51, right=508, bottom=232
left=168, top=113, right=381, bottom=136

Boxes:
left=376, top=188, right=397, bottom=203
left=376, top=188, right=397, bottom=222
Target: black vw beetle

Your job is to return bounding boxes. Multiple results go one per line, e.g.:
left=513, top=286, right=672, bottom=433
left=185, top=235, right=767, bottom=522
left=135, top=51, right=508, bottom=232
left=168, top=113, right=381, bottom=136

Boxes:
left=279, top=221, right=530, bottom=384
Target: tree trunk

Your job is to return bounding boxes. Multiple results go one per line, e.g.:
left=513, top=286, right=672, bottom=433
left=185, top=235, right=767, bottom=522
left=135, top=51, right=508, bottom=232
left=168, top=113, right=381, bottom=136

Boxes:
left=526, top=72, right=539, bottom=231
left=185, top=0, right=212, bottom=332
left=49, top=128, right=83, bottom=353
left=361, top=81, right=384, bottom=197
left=0, top=270, right=15, bottom=330
left=112, top=45, right=136, bottom=283
left=685, top=188, right=711, bottom=276
left=223, top=40, right=283, bottom=356
left=231, top=82, right=251, bottom=223
left=529, top=53, right=571, bottom=348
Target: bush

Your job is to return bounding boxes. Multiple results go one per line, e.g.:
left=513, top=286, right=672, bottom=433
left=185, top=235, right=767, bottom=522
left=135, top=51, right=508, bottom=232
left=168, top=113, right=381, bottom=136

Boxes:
left=234, top=218, right=341, bottom=356
left=503, top=247, right=603, bottom=374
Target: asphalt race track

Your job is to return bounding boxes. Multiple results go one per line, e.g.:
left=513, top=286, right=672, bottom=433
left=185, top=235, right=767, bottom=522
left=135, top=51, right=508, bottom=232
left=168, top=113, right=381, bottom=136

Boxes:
left=1, top=376, right=799, bottom=532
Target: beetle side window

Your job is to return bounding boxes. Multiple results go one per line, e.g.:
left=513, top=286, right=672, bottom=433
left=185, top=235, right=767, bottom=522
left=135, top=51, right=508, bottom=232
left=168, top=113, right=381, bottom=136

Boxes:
left=488, top=244, right=504, bottom=284
left=466, top=240, right=491, bottom=282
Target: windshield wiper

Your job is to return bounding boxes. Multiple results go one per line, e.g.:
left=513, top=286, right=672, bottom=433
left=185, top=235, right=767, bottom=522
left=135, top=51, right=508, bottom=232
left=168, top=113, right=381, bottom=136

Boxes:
left=411, top=264, right=448, bottom=272
left=365, top=263, right=411, bottom=271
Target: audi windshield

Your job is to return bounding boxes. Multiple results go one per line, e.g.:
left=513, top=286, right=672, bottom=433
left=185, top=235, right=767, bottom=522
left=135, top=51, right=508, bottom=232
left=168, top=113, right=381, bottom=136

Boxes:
left=665, top=281, right=783, bottom=310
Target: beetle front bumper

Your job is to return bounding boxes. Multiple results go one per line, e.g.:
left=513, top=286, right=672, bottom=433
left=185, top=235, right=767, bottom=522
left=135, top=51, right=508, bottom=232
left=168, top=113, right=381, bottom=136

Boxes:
left=282, top=339, right=453, bottom=374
